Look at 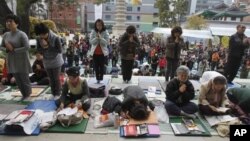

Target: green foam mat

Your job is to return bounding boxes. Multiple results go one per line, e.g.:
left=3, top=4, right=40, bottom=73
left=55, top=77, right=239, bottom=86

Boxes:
left=169, top=116, right=211, bottom=136
left=46, top=118, right=89, bottom=133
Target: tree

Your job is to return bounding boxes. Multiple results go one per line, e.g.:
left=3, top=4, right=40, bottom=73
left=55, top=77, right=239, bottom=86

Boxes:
left=171, top=0, right=188, bottom=26
left=155, top=0, right=188, bottom=27
left=155, top=0, right=171, bottom=27
left=0, top=0, right=40, bottom=36
left=185, top=15, right=207, bottom=30
left=94, top=0, right=107, bottom=5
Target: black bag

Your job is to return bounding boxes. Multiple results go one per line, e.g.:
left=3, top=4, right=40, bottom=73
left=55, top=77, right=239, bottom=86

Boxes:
left=102, top=96, right=121, bottom=113
left=109, top=86, right=123, bottom=95
left=89, top=85, right=105, bottom=98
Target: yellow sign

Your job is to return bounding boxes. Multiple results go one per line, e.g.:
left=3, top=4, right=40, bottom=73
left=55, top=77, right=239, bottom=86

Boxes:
left=221, top=36, right=229, bottom=48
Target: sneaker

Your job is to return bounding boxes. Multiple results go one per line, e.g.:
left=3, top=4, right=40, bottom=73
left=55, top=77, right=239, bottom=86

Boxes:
left=53, top=95, right=60, bottom=100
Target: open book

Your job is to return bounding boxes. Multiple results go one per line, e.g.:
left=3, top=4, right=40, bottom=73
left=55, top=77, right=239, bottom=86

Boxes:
left=171, top=118, right=205, bottom=135
left=205, top=115, right=238, bottom=127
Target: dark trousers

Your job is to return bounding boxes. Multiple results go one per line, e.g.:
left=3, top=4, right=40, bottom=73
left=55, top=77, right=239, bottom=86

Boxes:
left=199, top=104, right=225, bottom=116
left=165, top=100, right=198, bottom=115
left=30, top=74, right=49, bottom=85
left=56, top=94, right=91, bottom=111
left=93, top=54, right=105, bottom=81
left=121, top=59, right=134, bottom=81
left=211, top=61, right=218, bottom=71
left=46, top=66, right=61, bottom=96
left=224, top=56, right=242, bottom=83
left=165, top=58, right=179, bottom=81
left=13, top=73, right=31, bottom=97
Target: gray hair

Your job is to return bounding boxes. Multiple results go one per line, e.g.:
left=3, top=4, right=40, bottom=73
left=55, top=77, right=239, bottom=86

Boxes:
left=176, top=65, right=190, bottom=75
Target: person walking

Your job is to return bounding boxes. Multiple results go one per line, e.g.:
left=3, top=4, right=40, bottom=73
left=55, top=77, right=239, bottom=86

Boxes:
left=0, top=14, right=32, bottom=100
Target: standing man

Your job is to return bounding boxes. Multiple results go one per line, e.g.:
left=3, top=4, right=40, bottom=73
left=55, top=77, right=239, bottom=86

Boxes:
left=165, top=26, right=185, bottom=81
left=34, top=23, right=64, bottom=98
left=1, top=14, right=32, bottom=100
left=119, top=25, right=140, bottom=83
left=224, top=24, right=250, bottom=84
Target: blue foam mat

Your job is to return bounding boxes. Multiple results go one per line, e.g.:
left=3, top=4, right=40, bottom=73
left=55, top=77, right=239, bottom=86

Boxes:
left=25, top=100, right=57, bottom=112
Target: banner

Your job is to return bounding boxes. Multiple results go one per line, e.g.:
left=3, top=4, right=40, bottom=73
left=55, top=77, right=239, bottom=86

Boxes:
left=95, top=4, right=102, bottom=20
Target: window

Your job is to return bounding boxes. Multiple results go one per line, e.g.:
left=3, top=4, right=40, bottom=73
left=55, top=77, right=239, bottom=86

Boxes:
left=137, top=16, right=140, bottom=21
left=231, top=17, right=236, bottom=21
left=126, top=15, right=132, bottom=20
left=105, top=15, right=111, bottom=20
left=136, top=25, right=140, bottom=28
left=152, top=22, right=158, bottom=27
left=127, top=6, right=132, bottom=11
left=137, top=7, right=140, bottom=11
left=105, top=6, right=111, bottom=11
left=153, top=13, right=158, bottom=18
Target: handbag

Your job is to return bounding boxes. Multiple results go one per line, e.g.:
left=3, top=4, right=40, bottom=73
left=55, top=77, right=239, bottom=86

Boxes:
left=101, top=96, right=121, bottom=114
left=89, top=84, right=106, bottom=98
left=109, top=86, right=122, bottom=95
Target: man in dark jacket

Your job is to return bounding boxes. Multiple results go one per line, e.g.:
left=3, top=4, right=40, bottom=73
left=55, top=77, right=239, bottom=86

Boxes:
left=224, top=24, right=250, bottom=84
left=165, top=66, right=198, bottom=118
left=119, top=25, right=140, bottom=83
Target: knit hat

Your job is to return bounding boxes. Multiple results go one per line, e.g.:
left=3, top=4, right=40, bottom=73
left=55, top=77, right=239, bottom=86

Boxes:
left=66, top=66, right=80, bottom=77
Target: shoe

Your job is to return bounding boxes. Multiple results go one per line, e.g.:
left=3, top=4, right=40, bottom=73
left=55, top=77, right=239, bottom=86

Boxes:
left=53, top=95, right=60, bottom=100
left=20, top=95, right=30, bottom=101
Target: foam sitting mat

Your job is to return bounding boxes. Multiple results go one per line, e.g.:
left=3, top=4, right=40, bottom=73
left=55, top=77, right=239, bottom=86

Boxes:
left=138, top=77, right=162, bottom=91
left=45, top=118, right=89, bottom=133
left=169, top=116, right=212, bottom=136
left=10, top=86, right=48, bottom=97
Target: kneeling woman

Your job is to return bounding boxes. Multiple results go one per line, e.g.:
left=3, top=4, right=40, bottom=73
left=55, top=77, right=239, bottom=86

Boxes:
left=121, top=86, right=150, bottom=120
left=198, top=76, right=230, bottom=115
left=56, top=66, right=90, bottom=111
left=165, top=66, right=198, bottom=118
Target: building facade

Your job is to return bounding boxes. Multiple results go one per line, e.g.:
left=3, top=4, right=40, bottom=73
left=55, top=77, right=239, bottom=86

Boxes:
left=195, top=0, right=224, bottom=12
left=48, top=1, right=81, bottom=32
left=85, top=0, right=159, bottom=33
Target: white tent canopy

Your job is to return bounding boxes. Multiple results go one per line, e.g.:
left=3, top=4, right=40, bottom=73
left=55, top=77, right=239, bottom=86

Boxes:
left=152, top=27, right=250, bottom=39
left=151, top=27, right=213, bottom=39
left=210, top=27, right=250, bottom=37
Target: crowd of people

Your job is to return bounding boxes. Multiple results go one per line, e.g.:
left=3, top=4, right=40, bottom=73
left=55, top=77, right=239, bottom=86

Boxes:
left=0, top=14, right=250, bottom=126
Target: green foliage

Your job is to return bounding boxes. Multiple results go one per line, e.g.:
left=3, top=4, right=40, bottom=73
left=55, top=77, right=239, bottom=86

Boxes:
left=185, top=15, right=207, bottom=30
left=95, top=0, right=107, bottom=5
left=29, top=17, right=58, bottom=39
left=155, top=0, right=188, bottom=27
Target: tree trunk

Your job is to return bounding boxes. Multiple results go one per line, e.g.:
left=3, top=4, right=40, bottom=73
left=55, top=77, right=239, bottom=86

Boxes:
left=17, top=3, right=31, bottom=37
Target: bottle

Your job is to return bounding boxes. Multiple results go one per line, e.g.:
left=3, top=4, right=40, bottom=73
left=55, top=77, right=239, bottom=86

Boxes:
left=113, top=113, right=120, bottom=129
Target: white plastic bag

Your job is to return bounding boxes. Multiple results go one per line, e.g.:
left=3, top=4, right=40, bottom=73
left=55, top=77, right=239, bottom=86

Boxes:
left=154, top=105, right=169, bottom=123
left=94, top=113, right=115, bottom=128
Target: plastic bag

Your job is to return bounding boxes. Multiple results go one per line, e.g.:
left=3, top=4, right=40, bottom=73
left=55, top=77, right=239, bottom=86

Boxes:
left=94, top=113, right=115, bottom=128
left=154, top=105, right=169, bottom=123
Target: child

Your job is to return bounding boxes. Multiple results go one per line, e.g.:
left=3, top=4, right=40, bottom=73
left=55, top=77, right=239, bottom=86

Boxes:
left=30, top=51, right=49, bottom=85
